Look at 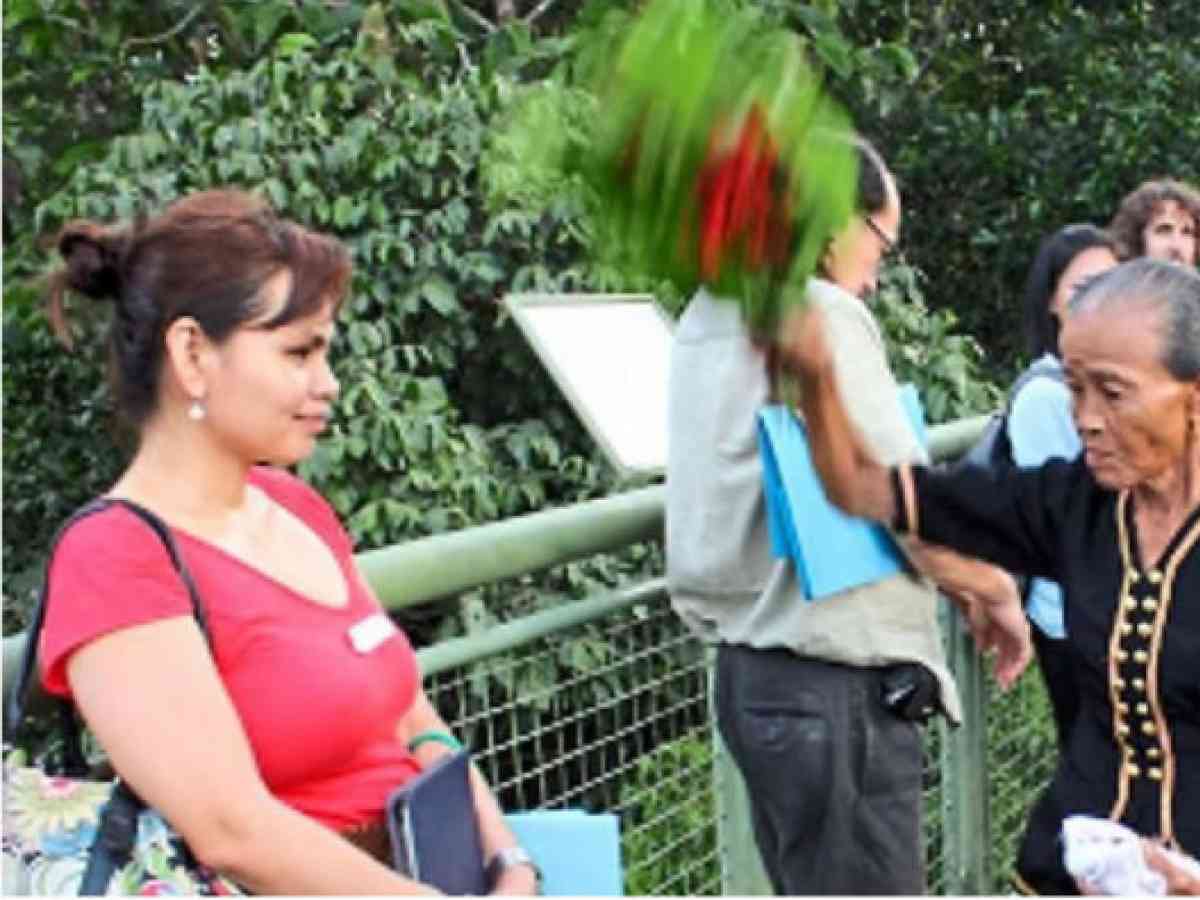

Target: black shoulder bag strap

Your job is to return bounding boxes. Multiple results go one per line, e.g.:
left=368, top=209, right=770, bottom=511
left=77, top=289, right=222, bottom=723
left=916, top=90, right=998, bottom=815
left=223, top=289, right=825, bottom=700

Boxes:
left=5, top=497, right=211, bottom=896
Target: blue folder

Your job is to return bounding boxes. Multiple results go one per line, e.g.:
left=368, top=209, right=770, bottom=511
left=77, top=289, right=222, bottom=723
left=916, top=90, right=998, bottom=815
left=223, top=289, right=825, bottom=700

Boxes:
left=505, top=810, right=622, bottom=896
left=758, top=384, right=927, bottom=601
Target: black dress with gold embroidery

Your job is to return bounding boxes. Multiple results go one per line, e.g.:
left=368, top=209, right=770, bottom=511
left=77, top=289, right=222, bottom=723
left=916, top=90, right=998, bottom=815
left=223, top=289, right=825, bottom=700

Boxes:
left=907, top=457, right=1200, bottom=895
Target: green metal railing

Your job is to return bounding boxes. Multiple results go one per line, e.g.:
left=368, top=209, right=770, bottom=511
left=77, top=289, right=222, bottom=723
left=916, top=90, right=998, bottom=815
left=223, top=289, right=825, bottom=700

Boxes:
left=2, top=412, right=1058, bottom=895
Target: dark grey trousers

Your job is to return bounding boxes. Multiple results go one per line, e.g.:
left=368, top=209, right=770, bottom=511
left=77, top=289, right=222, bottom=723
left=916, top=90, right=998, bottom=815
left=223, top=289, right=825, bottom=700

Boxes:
left=715, top=643, right=925, bottom=895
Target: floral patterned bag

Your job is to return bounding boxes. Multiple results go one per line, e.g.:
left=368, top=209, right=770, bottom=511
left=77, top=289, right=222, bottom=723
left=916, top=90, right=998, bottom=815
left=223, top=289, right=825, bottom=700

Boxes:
left=2, top=499, right=242, bottom=896
left=2, top=762, right=240, bottom=896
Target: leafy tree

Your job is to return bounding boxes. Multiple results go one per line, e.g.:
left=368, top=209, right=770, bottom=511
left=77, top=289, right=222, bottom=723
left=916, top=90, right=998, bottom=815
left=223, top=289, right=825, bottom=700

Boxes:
left=2, top=0, right=364, bottom=245
left=1, top=9, right=645, bottom=638
left=2, top=0, right=1008, bottom=788
left=832, top=0, right=1200, bottom=370
left=2, top=0, right=1003, bottom=638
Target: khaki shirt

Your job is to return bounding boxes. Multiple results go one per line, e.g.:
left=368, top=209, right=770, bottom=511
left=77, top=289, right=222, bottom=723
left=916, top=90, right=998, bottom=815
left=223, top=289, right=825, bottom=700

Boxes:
left=666, top=280, right=961, bottom=723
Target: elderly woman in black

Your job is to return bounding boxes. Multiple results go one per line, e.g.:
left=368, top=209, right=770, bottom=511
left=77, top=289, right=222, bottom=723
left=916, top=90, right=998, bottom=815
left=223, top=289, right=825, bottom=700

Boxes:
left=780, top=258, right=1200, bottom=894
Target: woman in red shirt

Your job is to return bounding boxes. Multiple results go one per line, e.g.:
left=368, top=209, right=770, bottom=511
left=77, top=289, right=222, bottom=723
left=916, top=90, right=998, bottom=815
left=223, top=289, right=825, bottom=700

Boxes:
left=38, top=189, right=537, bottom=894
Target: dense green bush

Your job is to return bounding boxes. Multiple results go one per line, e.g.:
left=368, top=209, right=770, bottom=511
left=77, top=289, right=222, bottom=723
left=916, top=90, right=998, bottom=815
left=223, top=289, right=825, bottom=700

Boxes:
left=983, top=669, right=1057, bottom=892
left=2, top=22, right=639, bottom=635
left=2, top=2, right=1021, bottom=827
left=835, top=0, right=1200, bottom=370
left=873, top=263, right=1002, bottom=425
left=1, top=8, right=991, bottom=648
left=619, top=736, right=720, bottom=896
left=4, top=4, right=1004, bottom=638
left=1, top=306, right=125, bottom=629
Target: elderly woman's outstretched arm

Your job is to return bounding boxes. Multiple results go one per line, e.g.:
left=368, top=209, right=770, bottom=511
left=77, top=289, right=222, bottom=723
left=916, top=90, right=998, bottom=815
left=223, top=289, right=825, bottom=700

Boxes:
left=902, top=539, right=1032, bottom=688
left=779, top=305, right=902, bottom=525
left=778, top=304, right=1033, bottom=687
left=780, top=302, right=1073, bottom=584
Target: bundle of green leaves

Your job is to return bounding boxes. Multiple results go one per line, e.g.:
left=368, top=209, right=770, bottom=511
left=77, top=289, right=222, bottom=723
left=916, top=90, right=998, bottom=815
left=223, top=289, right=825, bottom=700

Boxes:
left=502, top=0, right=857, bottom=338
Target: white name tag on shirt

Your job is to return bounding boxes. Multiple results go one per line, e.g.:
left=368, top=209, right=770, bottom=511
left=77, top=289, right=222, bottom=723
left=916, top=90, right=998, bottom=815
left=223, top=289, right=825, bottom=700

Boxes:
left=347, top=612, right=398, bottom=654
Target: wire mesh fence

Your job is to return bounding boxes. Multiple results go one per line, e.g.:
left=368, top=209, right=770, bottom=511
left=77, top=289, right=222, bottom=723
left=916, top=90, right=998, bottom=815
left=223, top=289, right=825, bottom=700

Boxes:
left=982, top=666, right=1059, bottom=891
left=422, top=593, right=721, bottom=896
left=923, top=722, right=949, bottom=894
left=420, top=583, right=1058, bottom=896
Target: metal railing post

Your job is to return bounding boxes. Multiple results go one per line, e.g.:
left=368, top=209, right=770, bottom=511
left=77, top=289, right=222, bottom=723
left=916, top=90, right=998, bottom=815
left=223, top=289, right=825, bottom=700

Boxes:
left=928, top=412, right=993, bottom=893
left=939, top=602, right=990, bottom=895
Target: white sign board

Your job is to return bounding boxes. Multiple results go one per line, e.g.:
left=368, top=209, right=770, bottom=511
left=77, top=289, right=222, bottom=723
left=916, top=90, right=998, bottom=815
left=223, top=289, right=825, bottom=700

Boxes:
left=504, top=293, right=673, bottom=476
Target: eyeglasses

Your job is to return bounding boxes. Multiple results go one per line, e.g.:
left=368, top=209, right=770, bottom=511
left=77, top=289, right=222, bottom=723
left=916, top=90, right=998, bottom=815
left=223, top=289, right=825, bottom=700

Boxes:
left=863, top=215, right=909, bottom=270
left=863, top=215, right=899, bottom=257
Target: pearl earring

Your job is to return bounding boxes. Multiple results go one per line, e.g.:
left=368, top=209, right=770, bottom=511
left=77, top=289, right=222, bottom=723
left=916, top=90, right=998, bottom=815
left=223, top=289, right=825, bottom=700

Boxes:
left=188, top=400, right=206, bottom=422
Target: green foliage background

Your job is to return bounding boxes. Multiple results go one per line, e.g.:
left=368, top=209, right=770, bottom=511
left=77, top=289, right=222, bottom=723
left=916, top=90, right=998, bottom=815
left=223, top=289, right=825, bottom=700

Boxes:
left=834, top=0, right=1200, bottom=368
left=7, top=4, right=1184, bottom=884
left=6, top=0, right=1194, bottom=638
left=3, top=8, right=629, bottom=637
left=2, top=0, right=1001, bottom=639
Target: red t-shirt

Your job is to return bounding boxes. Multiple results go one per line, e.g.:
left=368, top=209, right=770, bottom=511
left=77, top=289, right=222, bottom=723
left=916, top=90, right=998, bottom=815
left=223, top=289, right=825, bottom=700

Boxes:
left=40, top=466, right=422, bottom=831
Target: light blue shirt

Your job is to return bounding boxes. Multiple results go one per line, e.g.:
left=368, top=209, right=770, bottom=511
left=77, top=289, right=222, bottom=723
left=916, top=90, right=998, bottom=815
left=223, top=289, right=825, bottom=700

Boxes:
left=1006, top=354, right=1081, bottom=638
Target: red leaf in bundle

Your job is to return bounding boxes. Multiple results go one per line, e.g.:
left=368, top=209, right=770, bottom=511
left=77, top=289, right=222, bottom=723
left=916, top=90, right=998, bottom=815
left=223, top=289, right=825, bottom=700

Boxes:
left=725, top=105, right=767, bottom=238
left=695, top=107, right=795, bottom=281
left=744, top=135, right=779, bottom=268
left=697, top=120, right=736, bottom=279
left=746, top=193, right=770, bottom=268
left=700, top=163, right=735, bottom=279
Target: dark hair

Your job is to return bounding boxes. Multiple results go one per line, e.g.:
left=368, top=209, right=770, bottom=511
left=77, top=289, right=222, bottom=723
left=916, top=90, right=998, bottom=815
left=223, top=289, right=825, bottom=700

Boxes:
left=812, top=134, right=892, bottom=285
left=47, top=189, right=352, bottom=427
left=1108, top=178, right=1200, bottom=260
left=1023, top=223, right=1117, bottom=358
left=1071, top=258, right=1200, bottom=381
left=854, top=138, right=889, bottom=215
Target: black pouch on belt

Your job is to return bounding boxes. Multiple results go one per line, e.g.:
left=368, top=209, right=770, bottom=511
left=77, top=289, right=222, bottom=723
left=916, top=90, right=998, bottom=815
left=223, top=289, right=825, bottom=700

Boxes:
left=879, top=662, right=940, bottom=723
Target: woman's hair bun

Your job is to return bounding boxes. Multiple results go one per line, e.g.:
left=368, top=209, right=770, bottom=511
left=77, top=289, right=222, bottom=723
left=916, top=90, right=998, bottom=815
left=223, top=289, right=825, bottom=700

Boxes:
left=57, top=220, right=125, bottom=302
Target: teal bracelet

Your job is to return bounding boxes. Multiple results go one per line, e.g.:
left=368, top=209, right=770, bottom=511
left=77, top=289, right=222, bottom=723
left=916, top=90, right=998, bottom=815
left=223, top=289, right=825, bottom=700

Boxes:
left=408, top=730, right=464, bottom=754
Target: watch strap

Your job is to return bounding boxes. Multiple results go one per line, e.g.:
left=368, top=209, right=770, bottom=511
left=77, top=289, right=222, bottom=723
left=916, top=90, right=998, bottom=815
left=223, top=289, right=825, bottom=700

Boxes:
left=486, top=846, right=541, bottom=890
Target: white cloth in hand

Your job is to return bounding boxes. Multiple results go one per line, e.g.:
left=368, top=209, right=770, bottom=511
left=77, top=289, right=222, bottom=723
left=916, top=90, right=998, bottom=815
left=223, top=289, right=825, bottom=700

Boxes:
left=1062, top=815, right=1200, bottom=895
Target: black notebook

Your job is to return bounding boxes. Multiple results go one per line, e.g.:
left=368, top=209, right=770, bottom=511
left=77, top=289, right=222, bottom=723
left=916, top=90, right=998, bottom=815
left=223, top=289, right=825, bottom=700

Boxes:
left=386, top=750, right=488, bottom=895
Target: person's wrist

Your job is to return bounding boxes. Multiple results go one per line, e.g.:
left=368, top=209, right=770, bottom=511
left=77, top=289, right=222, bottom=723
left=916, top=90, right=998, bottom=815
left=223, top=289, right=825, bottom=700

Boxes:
left=980, top=570, right=1020, bottom=608
left=487, top=846, right=541, bottom=894
left=492, top=862, right=539, bottom=895
left=407, top=730, right=463, bottom=755
left=778, top=307, right=833, bottom=380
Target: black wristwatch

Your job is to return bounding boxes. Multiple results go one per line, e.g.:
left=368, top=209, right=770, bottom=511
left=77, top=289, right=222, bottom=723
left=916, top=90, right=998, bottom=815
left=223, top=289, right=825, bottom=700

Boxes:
left=486, top=846, right=542, bottom=893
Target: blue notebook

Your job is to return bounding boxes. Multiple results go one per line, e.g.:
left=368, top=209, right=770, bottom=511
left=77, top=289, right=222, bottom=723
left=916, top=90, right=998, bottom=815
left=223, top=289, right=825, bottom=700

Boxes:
left=759, top=384, right=927, bottom=601
left=505, top=810, right=622, bottom=896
